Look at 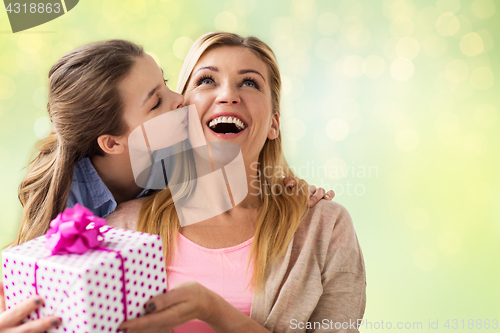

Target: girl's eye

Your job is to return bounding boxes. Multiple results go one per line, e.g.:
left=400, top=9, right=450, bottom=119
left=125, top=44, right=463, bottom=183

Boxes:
left=196, top=75, right=214, bottom=86
left=164, top=79, right=169, bottom=85
left=151, top=97, right=162, bottom=110
left=242, top=78, right=260, bottom=90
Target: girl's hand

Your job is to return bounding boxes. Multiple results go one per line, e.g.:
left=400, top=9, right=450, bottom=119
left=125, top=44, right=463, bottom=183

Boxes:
left=283, top=177, right=335, bottom=207
left=118, top=281, right=213, bottom=333
left=0, top=285, right=61, bottom=333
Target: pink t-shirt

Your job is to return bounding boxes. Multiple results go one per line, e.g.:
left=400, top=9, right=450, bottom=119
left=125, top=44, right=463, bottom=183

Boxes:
left=167, top=232, right=255, bottom=333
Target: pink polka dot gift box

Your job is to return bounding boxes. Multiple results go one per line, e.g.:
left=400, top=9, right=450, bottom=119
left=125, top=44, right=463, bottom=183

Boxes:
left=2, top=204, right=166, bottom=332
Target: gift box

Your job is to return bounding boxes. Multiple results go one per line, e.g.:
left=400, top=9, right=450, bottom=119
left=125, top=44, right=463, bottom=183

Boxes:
left=2, top=205, right=167, bottom=332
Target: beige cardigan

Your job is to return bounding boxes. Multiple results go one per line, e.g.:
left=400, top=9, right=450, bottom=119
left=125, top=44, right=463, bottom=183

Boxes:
left=249, top=200, right=366, bottom=332
left=107, top=200, right=366, bottom=332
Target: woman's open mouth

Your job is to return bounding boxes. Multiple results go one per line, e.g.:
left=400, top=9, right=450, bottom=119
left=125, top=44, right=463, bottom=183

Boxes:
left=207, top=115, right=247, bottom=137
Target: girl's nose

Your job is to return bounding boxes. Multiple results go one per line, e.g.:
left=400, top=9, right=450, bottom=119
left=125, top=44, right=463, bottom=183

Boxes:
left=169, top=90, right=184, bottom=109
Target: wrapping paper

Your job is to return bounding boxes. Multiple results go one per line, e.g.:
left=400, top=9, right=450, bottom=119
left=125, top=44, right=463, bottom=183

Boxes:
left=2, top=226, right=166, bottom=332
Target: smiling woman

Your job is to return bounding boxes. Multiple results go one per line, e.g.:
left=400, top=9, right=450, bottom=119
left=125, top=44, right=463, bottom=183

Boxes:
left=121, top=32, right=366, bottom=333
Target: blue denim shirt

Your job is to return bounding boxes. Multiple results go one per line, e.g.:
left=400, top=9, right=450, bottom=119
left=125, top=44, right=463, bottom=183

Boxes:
left=66, top=157, right=152, bottom=218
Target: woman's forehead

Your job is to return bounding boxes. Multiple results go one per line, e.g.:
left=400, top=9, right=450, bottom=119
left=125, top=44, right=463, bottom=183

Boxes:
left=194, top=46, right=268, bottom=74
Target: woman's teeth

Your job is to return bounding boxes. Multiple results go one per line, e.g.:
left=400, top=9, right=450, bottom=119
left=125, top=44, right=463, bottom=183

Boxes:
left=208, top=116, right=246, bottom=131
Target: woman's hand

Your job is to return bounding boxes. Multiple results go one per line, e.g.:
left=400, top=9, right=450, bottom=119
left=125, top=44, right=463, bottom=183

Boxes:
left=0, top=282, right=62, bottom=332
left=118, top=281, right=212, bottom=333
left=284, top=177, right=335, bottom=207
left=118, top=281, right=270, bottom=333
left=105, top=197, right=147, bottom=230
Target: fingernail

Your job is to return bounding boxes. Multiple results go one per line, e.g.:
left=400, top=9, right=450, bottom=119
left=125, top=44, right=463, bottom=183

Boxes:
left=34, top=296, right=42, bottom=305
left=325, top=194, right=330, bottom=199
left=51, top=318, right=61, bottom=326
left=147, top=302, right=156, bottom=312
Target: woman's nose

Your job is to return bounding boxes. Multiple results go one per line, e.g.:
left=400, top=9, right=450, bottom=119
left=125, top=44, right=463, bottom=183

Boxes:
left=216, top=85, right=240, bottom=105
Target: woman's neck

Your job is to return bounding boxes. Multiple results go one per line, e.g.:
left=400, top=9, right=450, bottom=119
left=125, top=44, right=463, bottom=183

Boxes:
left=90, top=154, right=143, bottom=204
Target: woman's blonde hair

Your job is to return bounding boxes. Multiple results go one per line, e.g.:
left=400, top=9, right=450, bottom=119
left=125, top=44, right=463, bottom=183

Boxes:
left=14, top=40, right=144, bottom=246
left=137, top=32, right=309, bottom=293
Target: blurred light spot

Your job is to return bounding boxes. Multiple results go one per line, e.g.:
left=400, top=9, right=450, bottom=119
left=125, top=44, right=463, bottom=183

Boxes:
left=292, top=0, right=317, bottom=22
left=469, top=181, right=492, bottom=205
left=102, top=0, right=124, bottom=21
left=272, top=37, right=295, bottom=57
left=438, top=231, right=462, bottom=255
left=476, top=29, right=494, bottom=52
left=364, top=55, right=386, bottom=78
left=326, top=119, right=349, bottom=141
left=325, top=157, right=348, bottom=181
left=0, top=146, right=9, bottom=168
left=390, top=58, right=414, bottom=81
left=395, top=37, right=420, bottom=59
left=315, top=38, right=338, bottom=61
left=395, top=128, right=419, bottom=152
left=18, top=35, right=43, bottom=53
left=459, top=32, right=484, bottom=57
left=343, top=55, right=365, bottom=78
left=317, top=12, right=340, bottom=36
left=390, top=16, right=414, bottom=38
left=281, top=75, right=292, bottom=97
left=470, top=66, right=494, bottom=90
left=413, top=248, right=438, bottom=271
left=147, top=15, right=170, bottom=38
left=445, top=59, right=469, bottom=83
left=313, top=128, right=336, bottom=151
left=436, top=0, right=461, bottom=14
left=33, top=87, right=48, bottom=110
left=34, top=117, right=53, bottom=139
left=16, top=51, right=41, bottom=72
left=215, top=11, right=238, bottom=31
left=435, top=72, right=459, bottom=94
left=453, top=15, right=473, bottom=39
left=287, top=55, right=310, bottom=77
left=172, top=37, right=193, bottom=60
left=416, top=6, right=439, bottom=31
left=283, top=139, right=297, bottom=157
left=335, top=99, right=360, bottom=122
left=383, top=0, right=416, bottom=20
left=463, top=131, right=488, bottom=155
left=435, top=12, right=460, bottom=36
left=421, top=33, right=448, bottom=58
left=271, top=17, right=295, bottom=39
left=435, top=111, right=461, bottom=146
left=474, top=104, right=497, bottom=128
left=471, top=0, right=496, bottom=19
left=339, top=15, right=363, bottom=39
left=283, top=118, right=306, bottom=142
left=0, top=76, right=16, bottom=100
left=405, top=207, right=429, bottom=230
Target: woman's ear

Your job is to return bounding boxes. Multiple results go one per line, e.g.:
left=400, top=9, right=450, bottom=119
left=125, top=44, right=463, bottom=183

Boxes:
left=267, top=114, right=280, bottom=140
left=97, top=134, right=126, bottom=155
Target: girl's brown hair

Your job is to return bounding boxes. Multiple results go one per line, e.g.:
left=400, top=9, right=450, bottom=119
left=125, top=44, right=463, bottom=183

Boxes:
left=137, top=32, right=310, bottom=293
left=14, top=40, right=144, bottom=246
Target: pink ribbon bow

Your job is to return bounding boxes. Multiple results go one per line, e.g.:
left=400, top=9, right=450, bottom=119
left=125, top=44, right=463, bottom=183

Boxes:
left=45, top=204, right=106, bottom=255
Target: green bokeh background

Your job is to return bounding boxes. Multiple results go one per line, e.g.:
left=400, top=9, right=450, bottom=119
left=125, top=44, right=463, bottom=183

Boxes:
left=0, top=0, right=498, bottom=331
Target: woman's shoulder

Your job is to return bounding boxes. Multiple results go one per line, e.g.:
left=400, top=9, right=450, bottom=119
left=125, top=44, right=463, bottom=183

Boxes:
left=293, top=200, right=361, bottom=266
left=297, top=200, right=355, bottom=239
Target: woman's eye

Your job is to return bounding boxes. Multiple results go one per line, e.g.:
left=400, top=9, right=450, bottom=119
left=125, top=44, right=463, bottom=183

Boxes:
left=243, top=80, right=256, bottom=88
left=196, top=75, right=215, bottom=86
left=242, top=79, right=259, bottom=89
left=151, top=97, right=162, bottom=110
